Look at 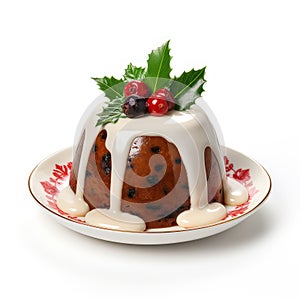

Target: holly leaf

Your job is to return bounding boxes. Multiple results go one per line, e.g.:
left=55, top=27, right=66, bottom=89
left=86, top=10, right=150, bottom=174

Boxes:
left=92, top=76, right=125, bottom=100
left=96, top=97, right=126, bottom=127
left=124, top=63, right=146, bottom=81
left=145, top=40, right=172, bottom=92
left=170, top=67, right=206, bottom=110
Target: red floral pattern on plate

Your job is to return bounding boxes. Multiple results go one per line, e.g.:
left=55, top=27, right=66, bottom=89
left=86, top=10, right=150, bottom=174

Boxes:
left=40, top=162, right=85, bottom=223
left=224, top=156, right=259, bottom=217
left=40, top=158, right=259, bottom=226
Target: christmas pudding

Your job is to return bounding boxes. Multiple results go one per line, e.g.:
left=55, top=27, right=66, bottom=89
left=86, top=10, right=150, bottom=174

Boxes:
left=57, top=41, right=248, bottom=232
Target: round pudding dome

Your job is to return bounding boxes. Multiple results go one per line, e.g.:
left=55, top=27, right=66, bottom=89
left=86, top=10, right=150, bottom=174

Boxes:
left=56, top=41, right=248, bottom=232
left=57, top=95, right=248, bottom=232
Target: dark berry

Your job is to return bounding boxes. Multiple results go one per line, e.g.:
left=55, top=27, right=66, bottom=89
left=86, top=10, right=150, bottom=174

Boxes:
left=127, top=162, right=134, bottom=169
left=163, top=187, right=169, bottom=195
left=147, top=96, right=168, bottom=116
left=175, top=157, right=181, bottom=164
left=101, top=153, right=111, bottom=173
left=122, top=95, right=148, bottom=118
left=147, top=175, right=159, bottom=185
left=100, top=130, right=107, bottom=140
left=104, top=167, right=111, bottom=175
left=150, top=146, right=160, bottom=153
left=102, top=153, right=111, bottom=164
left=154, top=164, right=164, bottom=172
left=85, top=170, right=92, bottom=177
left=127, top=188, right=136, bottom=198
left=124, top=80, right=150, bottom=97
left=92, top=144, right=98, bottom=153
left=153, top=88, right=175, bottom=111
left=181, top=183, right=189, bottom=190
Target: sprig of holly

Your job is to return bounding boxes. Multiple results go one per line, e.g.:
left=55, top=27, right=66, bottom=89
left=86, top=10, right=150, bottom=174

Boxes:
left=92, top=40, right=206, bottom=126
left=95, top=97, right=125, bottom=127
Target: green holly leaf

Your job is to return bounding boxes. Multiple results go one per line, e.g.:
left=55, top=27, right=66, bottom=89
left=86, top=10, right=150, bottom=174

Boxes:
left=170, top=67, right=206, bottom=110
left=96, top=97, right=126, bottom=127
left=92, top=76, right=125, bottom=100
left=145, top=40, right=172, bottom=92
left=124, top=63, right=146, bottom=81
left=92, top=40, right=207, bottom=126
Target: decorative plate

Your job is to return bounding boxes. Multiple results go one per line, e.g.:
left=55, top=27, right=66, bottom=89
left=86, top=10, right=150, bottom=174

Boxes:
left=28, top=147, right=271, bottom=245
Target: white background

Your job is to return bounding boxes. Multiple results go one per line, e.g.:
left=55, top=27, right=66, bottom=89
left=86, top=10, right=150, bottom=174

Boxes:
left=1, top=0, right=299, bottom=299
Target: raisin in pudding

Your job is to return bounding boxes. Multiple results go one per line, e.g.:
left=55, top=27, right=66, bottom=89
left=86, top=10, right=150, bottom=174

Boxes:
left=57, top=41, right=248, bottom=232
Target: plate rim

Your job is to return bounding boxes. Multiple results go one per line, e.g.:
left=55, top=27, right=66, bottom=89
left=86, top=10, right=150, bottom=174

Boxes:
left=28, top=146, right=272, bottom=237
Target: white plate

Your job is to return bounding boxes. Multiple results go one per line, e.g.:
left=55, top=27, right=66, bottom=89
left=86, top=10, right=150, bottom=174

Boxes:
left=28, top=147, right=271, bottom=245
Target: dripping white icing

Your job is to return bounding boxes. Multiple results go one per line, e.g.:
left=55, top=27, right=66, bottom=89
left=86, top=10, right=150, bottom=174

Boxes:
left=85, top=209, right=146, bottom=232
left=176, top=203, right=227, bottom=228
left=56, top=186, right=89, bottom=217
left=56, top=95, right=249, bottom=231
left=224, top=177, right=249, bottom=205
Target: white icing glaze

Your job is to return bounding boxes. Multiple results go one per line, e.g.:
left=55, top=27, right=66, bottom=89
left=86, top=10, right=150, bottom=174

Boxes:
left=85, top=209, right=146, bottom=232
left=57, top=94, right=249, bottom=231
left=56, top=186, right=89, bottom=217
left=224, top=177, right=249, bottom=205
left=176, top=203, right=227, bottom=228
left=102, top=110, right=226, bottom=229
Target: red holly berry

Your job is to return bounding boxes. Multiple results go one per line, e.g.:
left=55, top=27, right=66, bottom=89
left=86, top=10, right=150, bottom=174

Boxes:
left=147, top=96, right=169, bottom=116
left=154, top=88, right=175, bottom=111
left=124, top=80, right=150, bottom=97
